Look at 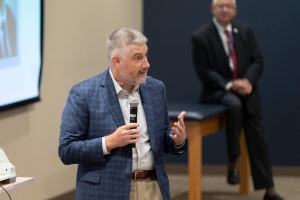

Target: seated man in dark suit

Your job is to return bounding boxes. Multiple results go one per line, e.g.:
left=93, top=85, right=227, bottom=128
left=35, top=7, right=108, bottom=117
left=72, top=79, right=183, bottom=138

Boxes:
left=59, top=28, right=187, bottom=200
left=191, top=0, right=283, bottom=200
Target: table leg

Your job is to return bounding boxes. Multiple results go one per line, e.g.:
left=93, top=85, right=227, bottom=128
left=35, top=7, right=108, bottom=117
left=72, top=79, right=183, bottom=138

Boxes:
left=170, top=116, right=251, bottom=200
left=239, top=130, right=251, bottom=194
left=185, top=122, right=202, bottom=200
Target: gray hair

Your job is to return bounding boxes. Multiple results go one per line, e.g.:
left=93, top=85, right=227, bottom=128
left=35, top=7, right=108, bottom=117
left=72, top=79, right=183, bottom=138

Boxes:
left=212, top=0, right=236, bottom=5
left=106, top=28, right=148, bottom=64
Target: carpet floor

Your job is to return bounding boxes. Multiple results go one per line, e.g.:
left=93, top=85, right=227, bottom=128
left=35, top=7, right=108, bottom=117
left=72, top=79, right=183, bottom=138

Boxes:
left=168, top=165, right=300, bottom=200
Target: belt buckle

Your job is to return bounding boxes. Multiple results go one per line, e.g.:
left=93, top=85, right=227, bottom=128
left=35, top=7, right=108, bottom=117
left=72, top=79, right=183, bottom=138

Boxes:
left=134, top=170, right=144, bottom=181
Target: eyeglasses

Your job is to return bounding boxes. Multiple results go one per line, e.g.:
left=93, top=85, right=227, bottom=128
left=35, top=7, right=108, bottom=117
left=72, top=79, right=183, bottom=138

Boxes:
left=216, top=4, right=236, bottom=10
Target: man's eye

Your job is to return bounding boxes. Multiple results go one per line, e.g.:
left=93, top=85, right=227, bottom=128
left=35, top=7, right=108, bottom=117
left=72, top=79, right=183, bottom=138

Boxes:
left=134, top=56, right=142, bottom=61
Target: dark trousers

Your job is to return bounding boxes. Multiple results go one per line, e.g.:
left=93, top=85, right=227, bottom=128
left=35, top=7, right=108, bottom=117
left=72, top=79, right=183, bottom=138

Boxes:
left=216, top=92, right=274, bottom=190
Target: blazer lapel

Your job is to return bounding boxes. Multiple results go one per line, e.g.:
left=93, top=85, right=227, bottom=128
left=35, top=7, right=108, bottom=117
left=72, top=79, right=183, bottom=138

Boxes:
left=139, top=81, right=156, bottom=149
left=99, top=69, right=125, bottom=127
left=211, top=22, right=233, bottom=77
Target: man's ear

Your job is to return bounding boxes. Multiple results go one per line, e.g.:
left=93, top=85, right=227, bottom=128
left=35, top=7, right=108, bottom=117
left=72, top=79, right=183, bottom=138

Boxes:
left=112, top=55, right=121, bottom=68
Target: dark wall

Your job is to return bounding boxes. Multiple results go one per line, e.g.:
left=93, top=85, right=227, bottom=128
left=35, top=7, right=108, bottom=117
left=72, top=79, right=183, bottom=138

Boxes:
left=144, top=0, right=300, bottom=166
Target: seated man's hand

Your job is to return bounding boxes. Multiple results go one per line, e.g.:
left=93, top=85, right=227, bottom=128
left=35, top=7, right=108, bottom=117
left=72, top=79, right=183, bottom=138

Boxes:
left=231, top=79, right=252, bottom=96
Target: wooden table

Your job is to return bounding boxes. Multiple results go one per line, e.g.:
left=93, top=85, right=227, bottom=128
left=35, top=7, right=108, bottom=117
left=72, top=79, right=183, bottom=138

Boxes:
left=168, top=102, right=251, bottom=200
left=0, top=177, right=34, bottom=194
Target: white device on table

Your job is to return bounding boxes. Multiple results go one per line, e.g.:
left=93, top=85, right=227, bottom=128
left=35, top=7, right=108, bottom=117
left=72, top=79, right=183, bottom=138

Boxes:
left=0, top=147, right=16, bottom=183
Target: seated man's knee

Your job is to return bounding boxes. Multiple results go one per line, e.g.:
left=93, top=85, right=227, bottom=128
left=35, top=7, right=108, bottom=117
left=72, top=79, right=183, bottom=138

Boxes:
left=222, top=93, right=242, bottom=109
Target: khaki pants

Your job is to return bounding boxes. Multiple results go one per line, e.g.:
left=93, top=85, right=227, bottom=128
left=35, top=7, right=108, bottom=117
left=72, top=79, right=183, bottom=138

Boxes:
left=130, top=176, right=163, bottom=200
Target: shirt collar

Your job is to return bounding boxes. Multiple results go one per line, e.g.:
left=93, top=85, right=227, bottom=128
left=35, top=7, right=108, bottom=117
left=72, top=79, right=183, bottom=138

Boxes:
left=213, top=17, right=232, bottom=33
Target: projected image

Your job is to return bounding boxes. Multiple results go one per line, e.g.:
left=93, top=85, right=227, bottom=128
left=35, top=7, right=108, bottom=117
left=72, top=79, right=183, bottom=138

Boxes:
left=0, top=0, right=42, bottom=111
left=0, top=0, right=19, bottom=68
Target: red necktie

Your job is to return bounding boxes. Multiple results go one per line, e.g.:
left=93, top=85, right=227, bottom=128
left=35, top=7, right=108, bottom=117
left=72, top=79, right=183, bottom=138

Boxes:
left=224, top=29, right=238, bottom=79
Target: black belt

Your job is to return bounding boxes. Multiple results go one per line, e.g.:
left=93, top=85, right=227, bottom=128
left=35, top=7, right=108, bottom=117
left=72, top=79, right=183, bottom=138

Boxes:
left=126, top=169, right=155, bottom=180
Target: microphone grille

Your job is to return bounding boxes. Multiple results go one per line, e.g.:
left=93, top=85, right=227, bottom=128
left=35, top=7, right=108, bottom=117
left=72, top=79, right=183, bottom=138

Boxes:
left=129, top=96, right=139, bottom=107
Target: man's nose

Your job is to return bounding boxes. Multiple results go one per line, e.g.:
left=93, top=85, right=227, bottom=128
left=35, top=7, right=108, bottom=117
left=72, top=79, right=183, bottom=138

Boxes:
left=142, top=58, right=150, bottom=68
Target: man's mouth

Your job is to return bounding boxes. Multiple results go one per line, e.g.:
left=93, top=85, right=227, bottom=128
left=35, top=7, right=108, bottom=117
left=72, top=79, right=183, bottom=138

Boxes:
left=139, top=70, right=147, bottom=74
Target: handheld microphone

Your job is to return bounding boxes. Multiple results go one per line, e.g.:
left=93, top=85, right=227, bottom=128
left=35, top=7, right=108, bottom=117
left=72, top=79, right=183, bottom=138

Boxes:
left=129, top=96, right=139, bottom=148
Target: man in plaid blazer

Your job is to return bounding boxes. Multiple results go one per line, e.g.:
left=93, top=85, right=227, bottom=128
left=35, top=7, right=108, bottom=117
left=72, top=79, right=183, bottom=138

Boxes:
left=59, top=28, right=187, bottom=200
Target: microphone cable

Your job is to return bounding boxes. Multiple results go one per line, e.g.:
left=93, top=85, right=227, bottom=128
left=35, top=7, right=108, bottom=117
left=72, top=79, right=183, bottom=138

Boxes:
left=0, top=185, right=12, bottom=200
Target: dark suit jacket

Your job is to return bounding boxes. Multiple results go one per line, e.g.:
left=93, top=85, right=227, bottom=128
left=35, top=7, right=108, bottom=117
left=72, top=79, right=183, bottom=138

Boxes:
left=59, top=68, right=187, bottom=200
left=192, top=19, right=263, bottom=115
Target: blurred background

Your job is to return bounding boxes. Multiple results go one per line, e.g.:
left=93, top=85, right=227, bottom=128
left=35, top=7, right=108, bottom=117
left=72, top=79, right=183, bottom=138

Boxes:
left=0, top=1, right=299, bottom=199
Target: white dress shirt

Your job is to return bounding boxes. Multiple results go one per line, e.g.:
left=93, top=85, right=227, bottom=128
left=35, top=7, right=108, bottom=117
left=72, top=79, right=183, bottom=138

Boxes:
left=213, top=17, right=234, bottom=90
left=101, top=68, right=154, bottom=171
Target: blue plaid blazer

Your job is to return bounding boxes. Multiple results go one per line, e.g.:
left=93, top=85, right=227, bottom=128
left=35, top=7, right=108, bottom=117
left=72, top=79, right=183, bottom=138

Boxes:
left=59, top=68, right=187, bottom=200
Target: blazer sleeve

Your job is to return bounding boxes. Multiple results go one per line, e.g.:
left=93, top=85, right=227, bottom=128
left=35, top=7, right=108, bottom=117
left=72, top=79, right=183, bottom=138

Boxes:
left=162, top=82, right=187, bottom=155
left=242, top=27, right=264, bottom=86
left=58, top=85, right=105, bottom=165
